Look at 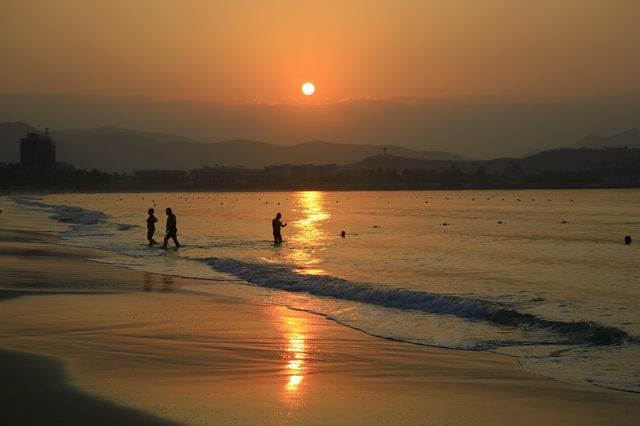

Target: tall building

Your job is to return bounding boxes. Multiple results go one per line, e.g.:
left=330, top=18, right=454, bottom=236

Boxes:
left=20, top=128, right=56, bottom=171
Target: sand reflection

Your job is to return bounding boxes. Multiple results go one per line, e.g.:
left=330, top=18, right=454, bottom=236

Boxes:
left=282, top=315, right=308, bottom=396
left=289, top=191, right=329, bottom=275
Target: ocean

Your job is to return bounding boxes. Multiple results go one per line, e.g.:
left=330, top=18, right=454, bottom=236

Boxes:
left=4, top=189, right=639, bottom=392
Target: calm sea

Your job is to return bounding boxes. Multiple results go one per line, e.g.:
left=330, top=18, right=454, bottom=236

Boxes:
left=4, top=189, right=640, bottom=392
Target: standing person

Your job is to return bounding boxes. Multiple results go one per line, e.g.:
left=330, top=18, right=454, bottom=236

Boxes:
left=146, top=208, right=158, bottom=246
left=162, top=208, right=180, bottom=249
left=272, top=212, right=287, bottom=244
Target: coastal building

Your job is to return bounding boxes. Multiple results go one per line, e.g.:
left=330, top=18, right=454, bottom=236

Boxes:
left=189, top=166, right=265, bottom=186
left=134, top=170, right=189, bottom=185
left=312, top=164, right=339, bottom=179
left=20, top=129, right=56, bottom=171
left=265, top=164, right=293, bottom=180
left=265, top=164, right=338, bottom=181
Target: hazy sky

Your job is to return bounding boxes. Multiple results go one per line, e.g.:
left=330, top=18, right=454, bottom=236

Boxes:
left=2, top=0, right=640, bottom=104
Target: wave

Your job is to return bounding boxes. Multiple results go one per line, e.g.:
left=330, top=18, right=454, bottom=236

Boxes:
left=10, top=196, right=633, bottom=347
left=12, top=196, right=109, bottom=226
left=206, top=257, right=631, bottom=346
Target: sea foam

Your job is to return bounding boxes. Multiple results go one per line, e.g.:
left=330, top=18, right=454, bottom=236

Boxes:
left=206, top=257, right=632, bottom=346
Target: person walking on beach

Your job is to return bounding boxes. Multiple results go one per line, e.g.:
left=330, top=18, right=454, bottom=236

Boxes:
left=272, top=212, right=287, bottom=244
left=162, top=208, right=180, bottom=248
left=146, top=208, right=158, bottom=246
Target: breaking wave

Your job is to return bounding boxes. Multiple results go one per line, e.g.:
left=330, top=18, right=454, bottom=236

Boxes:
left=206, top=257, right=631, bottom=346
left=12, top=196, right=108, bottom=226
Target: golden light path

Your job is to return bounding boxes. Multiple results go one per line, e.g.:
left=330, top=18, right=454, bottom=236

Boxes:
left=288, top=191, right=329, bottom=276
left=279, top=191, right=329, bottom=398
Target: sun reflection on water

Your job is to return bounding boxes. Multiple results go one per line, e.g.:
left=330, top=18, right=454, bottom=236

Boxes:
left=289, top=191, right=329, bottom=275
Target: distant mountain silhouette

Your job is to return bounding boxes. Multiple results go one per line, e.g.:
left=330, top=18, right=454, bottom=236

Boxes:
left=3, top=93, right=640, bottom=159
left=0, top=123, right=461, bottom=172
left=4, top=122, right=638, bottom=175
left=519, top=147, right=640, bottom=173
left=573, top=128, right=640, bottom=149
left=347, top=146, right=640, bottom=175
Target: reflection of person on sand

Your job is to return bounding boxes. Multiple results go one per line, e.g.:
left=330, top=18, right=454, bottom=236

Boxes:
left=162, top=208, right=180, bottom=249
left=146, top=208, right=158, bottom=246
left=272, top=212, right=287, bottom=244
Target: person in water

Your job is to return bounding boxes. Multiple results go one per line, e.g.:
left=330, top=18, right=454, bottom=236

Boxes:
left=272, top=212, right=287, bottom=244
left=146, top=208, right=158, bottom=246
left=162, top=208, right=180, bottom=248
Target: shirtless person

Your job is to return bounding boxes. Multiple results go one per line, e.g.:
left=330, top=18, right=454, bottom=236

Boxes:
left=146, top=208, right=158, bottom=246
left=272, top=212, right=287, bottom=244
left=162, top=208, right=180, bottom=248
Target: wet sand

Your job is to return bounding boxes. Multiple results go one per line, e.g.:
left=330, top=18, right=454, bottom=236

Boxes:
left=0, top=346, right=179, bottom=426
left=1, top=232, right=639, bottom=425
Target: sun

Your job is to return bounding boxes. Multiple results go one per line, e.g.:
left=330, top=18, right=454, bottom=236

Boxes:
left=301, top=82, right=316, bottom=96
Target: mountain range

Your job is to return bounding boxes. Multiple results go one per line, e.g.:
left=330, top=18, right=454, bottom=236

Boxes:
left=3, top=94, right=640, bottom=159
left=348, top=147, right=640, bottom=175
left=0, top=122, right=460, bottom=173
left=2, top=121, right=639, bottom=174
left=573, top=128, right=640, bottom=149
left=343, top=128, right=640, bottom=174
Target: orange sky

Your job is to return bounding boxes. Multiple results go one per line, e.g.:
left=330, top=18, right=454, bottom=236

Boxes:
left=1, top=0, right=639, bottom=104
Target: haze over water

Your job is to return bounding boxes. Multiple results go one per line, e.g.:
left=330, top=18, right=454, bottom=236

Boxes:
left=8, top=189, right=640, bottom=392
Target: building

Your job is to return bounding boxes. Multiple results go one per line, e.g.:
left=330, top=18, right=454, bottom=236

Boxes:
left=189, top=166, right=265, bottom=186
left=134, top=170, right=189, bottom=185
left=20, top=129, right=56, bottom=171
left=265, top=164, right=294, bottom=180
left=265, top=164, right=338, bottom=181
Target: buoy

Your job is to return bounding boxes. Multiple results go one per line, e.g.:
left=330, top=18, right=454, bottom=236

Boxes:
left=341, top=231, right=346, bottom=238
left=625, top=235, right=632, bottom=245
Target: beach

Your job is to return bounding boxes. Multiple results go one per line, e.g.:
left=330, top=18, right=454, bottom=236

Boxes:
left=4, top=0, right=640, bottom=422
left=1, top=227, right=639, bottom=425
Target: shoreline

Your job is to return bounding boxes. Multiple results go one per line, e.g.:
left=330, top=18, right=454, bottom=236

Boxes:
left=3, top=184, right=640, bottom=195
left=1, top=230, right=639, bottom=424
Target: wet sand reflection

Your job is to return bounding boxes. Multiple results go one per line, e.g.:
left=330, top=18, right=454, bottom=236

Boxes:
left=281, top=314, right=309, bottom=397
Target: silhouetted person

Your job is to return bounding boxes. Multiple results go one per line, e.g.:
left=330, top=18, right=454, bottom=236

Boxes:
left=625, top=235, right=632, bottom=245
left=146, top=208, right=158, bottom=246
left=162, top=208, right=180, bottom=248
left=341, top=231, right=346, bottom=238
left=272, top=212, right=287, bottom=244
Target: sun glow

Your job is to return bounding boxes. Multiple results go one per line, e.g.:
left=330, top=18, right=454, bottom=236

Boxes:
left=301, top=82, right=316, bottom=96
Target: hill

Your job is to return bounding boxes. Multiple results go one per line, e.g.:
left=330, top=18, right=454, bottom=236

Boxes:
left=573, top=128, right=640, bottom=149
left=346, top=147, right=640, bottom=175
left=0, top=124, right=461, bottom=172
